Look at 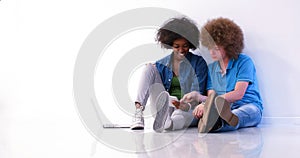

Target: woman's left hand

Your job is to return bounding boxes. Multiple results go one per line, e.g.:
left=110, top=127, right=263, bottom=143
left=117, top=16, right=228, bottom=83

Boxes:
left=193, top=103, right=204, bottom=119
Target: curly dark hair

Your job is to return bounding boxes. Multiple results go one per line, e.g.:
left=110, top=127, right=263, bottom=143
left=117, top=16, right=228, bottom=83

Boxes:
left=200, top=17, right=244, bottom=59
left=156, top=17, right=199, bottom=50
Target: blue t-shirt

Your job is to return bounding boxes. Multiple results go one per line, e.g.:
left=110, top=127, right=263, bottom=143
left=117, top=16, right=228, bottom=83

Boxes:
left=207, top=54, right=263, bottom=110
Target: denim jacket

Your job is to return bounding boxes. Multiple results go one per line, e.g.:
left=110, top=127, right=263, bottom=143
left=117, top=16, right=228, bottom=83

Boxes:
left=155, top=52, right=208, bottom=95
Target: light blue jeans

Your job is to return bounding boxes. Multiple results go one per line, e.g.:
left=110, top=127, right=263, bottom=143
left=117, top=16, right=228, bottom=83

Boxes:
left=136, top=64, right=196, bottom=129
left=135, top=64, right=165, bottom=109
left=213, top=103, right=263, bottom=132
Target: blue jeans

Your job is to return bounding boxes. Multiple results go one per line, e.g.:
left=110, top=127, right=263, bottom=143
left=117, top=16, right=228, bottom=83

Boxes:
left=213, top=103, right=262, bottom=132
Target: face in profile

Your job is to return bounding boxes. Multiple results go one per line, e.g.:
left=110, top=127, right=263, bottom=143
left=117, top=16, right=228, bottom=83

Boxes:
left=209, top=45, right=226, bottom=61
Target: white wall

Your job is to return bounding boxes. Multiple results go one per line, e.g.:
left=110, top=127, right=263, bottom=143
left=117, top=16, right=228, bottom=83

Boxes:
left=1, top=0, right=300, bottom=157
left=183, top=0, right=300, bottom=118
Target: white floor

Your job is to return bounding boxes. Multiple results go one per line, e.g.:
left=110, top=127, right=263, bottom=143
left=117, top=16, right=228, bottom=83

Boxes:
left=3, top=116, right=300, bottom=158
left=108, top=118, right=300, bottom=158
left=132, top=121, right=300, bottom=158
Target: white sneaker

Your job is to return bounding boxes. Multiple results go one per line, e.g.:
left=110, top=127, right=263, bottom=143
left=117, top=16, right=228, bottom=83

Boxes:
left=131, top=106, right=144, bottom=130
left=163, top=113, right=173, bottom=130
left=164, top=103, right=175, bottom=130
left=153, top=91, right=170, bottom=132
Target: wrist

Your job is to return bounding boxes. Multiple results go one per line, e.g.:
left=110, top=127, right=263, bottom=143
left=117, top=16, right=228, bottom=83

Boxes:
left=198, top=94, right=207, bottom=103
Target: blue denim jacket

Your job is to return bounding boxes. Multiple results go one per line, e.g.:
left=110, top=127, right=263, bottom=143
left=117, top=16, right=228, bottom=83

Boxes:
left=155, top=52, right=208, bottom=95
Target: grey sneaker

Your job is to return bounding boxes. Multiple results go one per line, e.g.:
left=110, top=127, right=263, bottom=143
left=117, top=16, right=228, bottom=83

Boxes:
left=198, top=90, right=219, bottom=133
left=131, top=106, right=144, bottom=130
left=153, top=91, right=170, bottom=132
left=215, top=96, right=239, bottom=127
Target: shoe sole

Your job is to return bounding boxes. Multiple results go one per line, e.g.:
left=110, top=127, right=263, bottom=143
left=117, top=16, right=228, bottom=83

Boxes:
left=198, top=91, right=218, bottom=133
left=215, top=96, right=239, bottom=127
left=153, top=92, right=169, bottom=132
left=131, top=124, right=144, bottom=130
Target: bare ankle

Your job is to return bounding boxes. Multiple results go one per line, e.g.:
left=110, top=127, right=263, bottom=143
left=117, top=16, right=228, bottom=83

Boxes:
left=135, top=102, right=142, bottom=109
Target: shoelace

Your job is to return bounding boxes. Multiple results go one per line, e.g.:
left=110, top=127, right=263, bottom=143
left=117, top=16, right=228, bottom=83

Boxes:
left=133, top=106, right=143, bottom=122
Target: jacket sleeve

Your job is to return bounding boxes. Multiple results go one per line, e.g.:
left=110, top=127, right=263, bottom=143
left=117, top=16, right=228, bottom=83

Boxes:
left=192, top=57, right=208, bottom=95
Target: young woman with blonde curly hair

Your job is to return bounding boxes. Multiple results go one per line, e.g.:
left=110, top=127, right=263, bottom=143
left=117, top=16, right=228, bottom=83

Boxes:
left=181, top=17, right=263, bottom=133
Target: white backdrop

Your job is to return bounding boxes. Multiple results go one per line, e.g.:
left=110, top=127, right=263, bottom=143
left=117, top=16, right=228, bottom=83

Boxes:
left=1, top=0, right=300, bottom=157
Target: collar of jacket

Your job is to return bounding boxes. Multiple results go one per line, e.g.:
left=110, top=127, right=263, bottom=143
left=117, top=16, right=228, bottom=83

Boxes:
left=165, top=52, right=193, bottom=68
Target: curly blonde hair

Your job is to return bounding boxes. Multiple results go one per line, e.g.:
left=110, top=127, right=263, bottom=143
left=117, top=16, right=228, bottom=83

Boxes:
left=200, top=17, right=244, bottom=59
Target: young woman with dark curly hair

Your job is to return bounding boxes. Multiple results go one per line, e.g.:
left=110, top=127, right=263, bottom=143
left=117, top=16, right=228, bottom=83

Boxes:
left=131, top=17, right=208, bottom=132
left=181, top=17, right=263, bottom=133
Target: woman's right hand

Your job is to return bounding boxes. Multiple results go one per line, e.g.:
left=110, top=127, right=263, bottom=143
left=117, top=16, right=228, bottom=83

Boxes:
left=193, top=103, right=204, bottom=119
left=180, top=91, right=202, bottom=103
